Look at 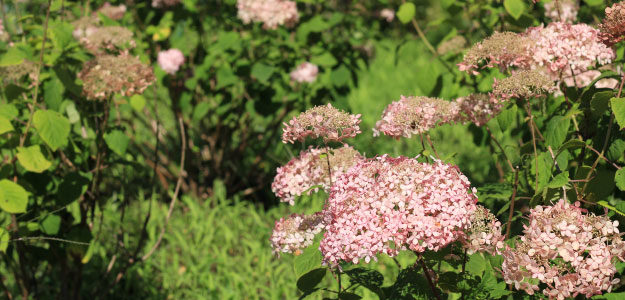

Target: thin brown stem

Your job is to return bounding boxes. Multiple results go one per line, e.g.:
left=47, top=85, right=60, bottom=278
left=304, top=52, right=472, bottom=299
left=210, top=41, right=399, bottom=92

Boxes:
left=418, top=256, right=441, bottom=300
left=526, top=101, right=539, bottom=192
left=486, top=126, right=514, bottom=172
left=19, top=0, right=52, bottom=148
left=142, top=116, right=186, bottom=261
left=425, top=134, right=440, bottom=159
left=505, top=168, right=519, bottom=238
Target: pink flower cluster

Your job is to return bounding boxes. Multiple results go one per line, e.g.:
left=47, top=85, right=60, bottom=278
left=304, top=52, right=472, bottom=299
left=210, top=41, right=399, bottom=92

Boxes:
left=461, top=205, right=505, bottom=255
left=380, top=9, right=395, bottom=22
left=237, top=0, right=299, bottom=30
left=599, top=1, right=625, bottom=46
left=157, top=49, right=185, bottom=75
left=458, top=32, right=533, bottom=74
left=97, top=2, right=127, bottom=20
left=320, top=155, right=478, bottom=266
left=373, top=96, right=461, bottom=138
left=271, top=145, right=363, bottom=205
left=502, top=199, right=625, bottom=299
left=282, top=104, right=362, bottom=143
left=543, top=0, right=578, bottom=23
left=526, top=22, right=614, bottom=79
left=271, top=212, right=326, bottom=255
left=456, top=94, right=502, bottom=126
left=290, top=62, right=318, bottom=83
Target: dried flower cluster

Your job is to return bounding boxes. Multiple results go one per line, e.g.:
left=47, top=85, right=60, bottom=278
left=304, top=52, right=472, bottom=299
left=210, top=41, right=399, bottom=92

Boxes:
left=437, top=36, right=467, bottom=56
left=71, top=16, right=100, bottom=40
left=78, top=52, right=155, bottom=100
left=0, top=60, right=37, bottom=84
left=282, top=104, right=362, bottom=143
left=491, top=69, right=555, bottom=101
left=320, top=156, right=478, bottom=265
left=79, top=26, right=135, bottom=53
left=97, top=2, right=127, bottom=20
left=373, top=96, right=461, bottom=138
left=502, top=200, right=625, bottom=299
left=271, top=212, right=326, bottom=256
left=290, top=62, right=318, bottom=83
left=526, top=22, right=614, bottom=79
left=544, top=0, right=579, bottom=23
left=456, top=93, right=502, bottom=126
left=237, top=0, right=299, bottom=29
left=152, top=0, right=181, bottom=7
left=458, top=32, right=533, bottom=74
left=158, top=48, right=185, bottom=75
left=461, top=205, right=504, bottom=255
left=271, top=145, right=363, bottom=205
left=599, top=1, right=625, bottom=46
left=380, top=9, right=395, bottom=22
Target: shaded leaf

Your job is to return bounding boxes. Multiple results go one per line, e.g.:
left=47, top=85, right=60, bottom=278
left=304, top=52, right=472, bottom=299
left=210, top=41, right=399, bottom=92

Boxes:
left=104, top=130, right=130, bottom=156
left=297, top=268, right=326, bottom=293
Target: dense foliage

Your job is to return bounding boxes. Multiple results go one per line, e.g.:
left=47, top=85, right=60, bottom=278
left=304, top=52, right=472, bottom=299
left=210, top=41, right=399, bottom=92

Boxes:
left=5, top=0, right=625, bottom=299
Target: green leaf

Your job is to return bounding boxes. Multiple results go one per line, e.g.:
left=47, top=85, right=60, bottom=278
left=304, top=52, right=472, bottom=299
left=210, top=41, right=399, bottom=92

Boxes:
left=597, top=201, right=625, bottom=217
left=40, top=214, right=61, bottom=235
left=0, top=104, right=18, bottom=119
left=557, top=139, right=586, bottom=158
left=65, top=102, right=80, bottom=124
left=583, top=0, right=604, bottom=6
left=251, top=62, right=275, bottom=83
left=0, top=47, right=25, bottom=67
left=130, top=95, right=146, bottom=113
left=297, top=268, right=326, bottom=293
left=17, top=145, right=52, bottom=173
left=611, top=97, right=625, bottom=130
left=608, top=139, right=625, bottom=162
left=338, top=292, right=362, bottom=300
left=548, top=172, right=569, bottom=188
left=345, top=268, right=385, bottom=298
left=0, top=228, right=8, bottom=253
left=397, top=3, right=415, bottom=24
left=504, top=0, right=526, bottom=20
left=294, top=242, right=322, bottom=277
left=0, top=115, right=14, bottom=134
left=310, top=52, right=337, bottom=67
left=0, top=179, right=29, bottom=213
left=616, top=169, right=625, bottom=191
left=44, top=77, right=65, bottom=111
left=466, top=253, right=486, bottom=277
left=497, top=105, right=517, bottom=131
left=545, top=116, right=570, bottom=149
left=590, top=91, right=613, bottom=119
left=331, top=65, right=351, bottom=87
left=104, top=130, right=130, bottom=156
left=57, top=172, right=91, bottom=206
left=215, top=65, right=237, bottom=89
left=33, top=110, right=70, bottom=151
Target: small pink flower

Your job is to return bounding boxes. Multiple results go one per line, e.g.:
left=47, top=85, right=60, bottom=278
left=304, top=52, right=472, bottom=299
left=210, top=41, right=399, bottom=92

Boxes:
left=282, top=103, right=361, bottom=143
left=237, top=0, right=299, bottom=29
left=380, top=9, right=395, bottom=22
left=290, top=62, right=318, bottom=83
left=157, top=49, right=185, bottom=75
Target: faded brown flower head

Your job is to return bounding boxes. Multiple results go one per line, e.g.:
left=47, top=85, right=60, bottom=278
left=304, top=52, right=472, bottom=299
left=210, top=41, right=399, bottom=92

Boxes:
left=491, top=69, right=555, bottom=101
left=78, top=52, right=155, bottom=100
left=97, top=2, right=127, bottom=20
left=459, top=32, right=533, bottom=74
left=0, top=60, right=37, bottom=84
left=437, top=36, right=467, bottom=56
left=282, top=104, right=361, bottom=143
left=456, top=93, right=502, bottom=126
left=71, top=16, right=100, bottom=39
left=80, top=26, right=135, bottom=53
left=599, top=2, right=625, bottom=46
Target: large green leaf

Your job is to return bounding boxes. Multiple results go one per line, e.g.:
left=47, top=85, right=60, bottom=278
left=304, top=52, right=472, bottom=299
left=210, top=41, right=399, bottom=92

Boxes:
left=294, top=242, right=322, bottom=277
left=0, top=115, right=14, bottom=135
left=545, top=116, right=570, bottom=148
left=33, top=110, right=70, bottom=151
left=104, top=130, right=130, bottom=156
left=296, top=268, right=326, bottom=293
left=615, top=168, right=625, bottom=191
left=0, top=47, right=25, bottom=67
left=40, top=214, right=61, bottom=235
left=504, top=0, right=526, bottom=20
left=17, top=145, right=52, bottom=173
left=251, top=62, right=274, bottom=83
left=611, top=97, right=625, bottom=130
left=0, top=179, right=28, bottom=213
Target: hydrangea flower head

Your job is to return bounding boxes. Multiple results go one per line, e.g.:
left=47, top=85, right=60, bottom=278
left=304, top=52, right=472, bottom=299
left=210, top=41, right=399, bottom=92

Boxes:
left=491, top=69, right=555, bottom=101
left=456, top=93, right=502, bottom=126
left=79, top=26, right=135, bottom=53
left=157, top=49, right=185, bottom=75
left=526, top=22, right=614, bottom=78
left=78, top=52, right=155, bottom=100
left=282, top=104, right=362, bottom=143
left=320, top=155, right=478, bottom=265
left=374, top=95, right=461, bottom=138
left=271, top=212, right=326, bottom=256
left=502, top=199, right=625, bottom=299
left=380, top=9, right=395, bottom=22
left=290, top=62, right=318, bottom=83
left=237, top=0, right=299, bottom=30
left=97, top=2, right=127, bottom=20
left=458, top=32, right=533, bottom=74
left=272, top=145, right=364, bottom=205
left=599, top=1, right=625, bottom=46
left=152, top=0, right=180, bottom=7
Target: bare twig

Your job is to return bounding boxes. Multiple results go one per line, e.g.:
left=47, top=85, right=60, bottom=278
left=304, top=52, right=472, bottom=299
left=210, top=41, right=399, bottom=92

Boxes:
left=505, top=168, right=519, bottom=238
left=418, top=256, right=441, bottom=300
left=142, top=116, right=186, bottom=261
left=425, top=134, right=440, bottom=159
left=525, top=101, right=539, bottom=192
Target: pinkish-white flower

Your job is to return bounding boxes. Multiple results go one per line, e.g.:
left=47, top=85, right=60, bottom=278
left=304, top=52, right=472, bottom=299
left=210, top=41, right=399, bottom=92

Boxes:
left=271, top=212, right=327, bottom=255
left=157, top=49, right=185, bottom=75
left=237, top=0, right=299, bottom=29
left=290, top=62, right=318, bottom=83
left=320, top=155, right=478, bottom=266
left=544, top=0, right=579, bottom=23
left=282, top=103, right=361, bottom=143
left=380, top=9, right=395, bottom=22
